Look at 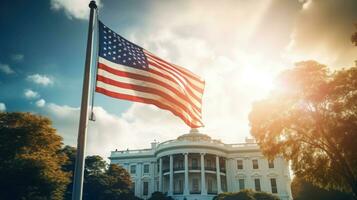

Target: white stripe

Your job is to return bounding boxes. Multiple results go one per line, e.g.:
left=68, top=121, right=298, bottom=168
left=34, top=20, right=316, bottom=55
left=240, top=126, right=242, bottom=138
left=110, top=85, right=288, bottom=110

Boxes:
left=144, top=50, right=205, bottom=84
left=98, top=68, right=202, bottom=117
left=99, top=57, right=203, bottom=107
left=148, top=63, right=203, bottom=101
left=146, top=54, right=205, bottom=90
left=96, top=81, right=202, bottom=125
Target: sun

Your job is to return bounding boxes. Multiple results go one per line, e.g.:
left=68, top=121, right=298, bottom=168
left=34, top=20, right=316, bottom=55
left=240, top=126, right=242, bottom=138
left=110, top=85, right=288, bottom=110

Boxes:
left=241, top=67, right=275, bottom=97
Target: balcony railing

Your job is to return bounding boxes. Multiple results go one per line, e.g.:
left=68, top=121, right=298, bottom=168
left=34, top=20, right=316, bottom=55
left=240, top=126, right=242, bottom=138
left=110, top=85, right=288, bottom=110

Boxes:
left=205, top=166, right=216, bottom=171
left=190, top=191, right=201, bottom=194
left=189, top=166, right=200, bottom=170
left=173, top=167, right=184, bottom=171
left=163, top=166, right=226, bottom=173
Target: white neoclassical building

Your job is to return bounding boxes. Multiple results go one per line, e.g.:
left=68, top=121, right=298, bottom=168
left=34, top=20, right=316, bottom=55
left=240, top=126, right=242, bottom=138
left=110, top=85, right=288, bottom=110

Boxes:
left=109, top=129, right=292, bottom=200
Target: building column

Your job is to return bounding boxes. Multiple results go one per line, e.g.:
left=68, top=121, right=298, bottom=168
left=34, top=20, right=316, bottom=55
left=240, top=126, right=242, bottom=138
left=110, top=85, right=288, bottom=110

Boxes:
left=169, top=155, right=174, bottom=195
left=216, top=156, right=222, bottom=193
left=159, top=158, right=163, bottom=192
left=184, top=153, right=189, bottom=195
left=137, top=162, right=142, bottom=196
left=200, top=153, right=207, bottom=195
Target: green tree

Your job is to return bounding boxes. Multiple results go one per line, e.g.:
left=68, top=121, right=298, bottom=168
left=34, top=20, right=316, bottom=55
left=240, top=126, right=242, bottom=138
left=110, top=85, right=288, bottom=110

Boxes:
left=85, top=155, right=106, bottom=176
left=292, top=177, right=353, bottom=200
left=60, top=145, right=76, bottom=199
left=62, top=151, right=136, bottom=200
left=249, top=61, right=357, bottom=199
left=0, top=112, right=70, bottom=200
left=84, top=163, right=134, bottom=200
left=214, top=190, right=279, bottom=200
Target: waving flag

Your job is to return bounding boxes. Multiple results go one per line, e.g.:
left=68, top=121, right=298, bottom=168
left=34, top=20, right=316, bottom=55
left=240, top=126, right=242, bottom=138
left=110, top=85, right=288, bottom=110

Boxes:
left=96, top=21, right=205, bottom=128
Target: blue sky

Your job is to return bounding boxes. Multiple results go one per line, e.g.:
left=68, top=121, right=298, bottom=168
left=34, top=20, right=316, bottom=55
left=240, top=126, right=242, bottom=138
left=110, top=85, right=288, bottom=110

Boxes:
left=1, top=0, right=356, bottom=158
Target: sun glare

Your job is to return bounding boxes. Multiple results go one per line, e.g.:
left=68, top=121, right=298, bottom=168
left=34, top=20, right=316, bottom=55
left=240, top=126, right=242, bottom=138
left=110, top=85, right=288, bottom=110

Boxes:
left=241, top=67, right=275, bottom=96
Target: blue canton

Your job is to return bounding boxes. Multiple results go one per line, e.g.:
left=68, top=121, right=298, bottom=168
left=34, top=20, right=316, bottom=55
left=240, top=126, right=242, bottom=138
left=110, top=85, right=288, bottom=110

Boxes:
left=98, top=21, right=149, bottom=70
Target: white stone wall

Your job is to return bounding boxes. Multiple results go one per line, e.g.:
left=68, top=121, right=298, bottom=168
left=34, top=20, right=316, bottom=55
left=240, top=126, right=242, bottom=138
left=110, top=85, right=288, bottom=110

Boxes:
left=110, top=139, right=292, bottom=200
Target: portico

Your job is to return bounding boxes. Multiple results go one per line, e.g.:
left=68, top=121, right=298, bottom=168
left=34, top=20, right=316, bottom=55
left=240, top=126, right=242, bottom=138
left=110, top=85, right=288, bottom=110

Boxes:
left=159, top=152, right=227, bottom=196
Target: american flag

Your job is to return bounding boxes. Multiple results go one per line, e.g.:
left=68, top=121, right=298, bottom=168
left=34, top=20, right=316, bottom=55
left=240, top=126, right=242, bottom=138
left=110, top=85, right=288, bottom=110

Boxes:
left=96, top=21, right=205, bottom=128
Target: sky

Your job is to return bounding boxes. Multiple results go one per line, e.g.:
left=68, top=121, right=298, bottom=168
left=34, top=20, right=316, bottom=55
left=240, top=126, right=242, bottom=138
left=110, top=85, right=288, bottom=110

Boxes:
left=0, top=0, right=356, bottom=159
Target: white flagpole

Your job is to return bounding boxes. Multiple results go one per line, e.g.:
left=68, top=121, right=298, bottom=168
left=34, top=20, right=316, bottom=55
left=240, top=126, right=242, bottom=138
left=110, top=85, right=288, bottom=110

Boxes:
left=72, top=1, right=97, bottom=200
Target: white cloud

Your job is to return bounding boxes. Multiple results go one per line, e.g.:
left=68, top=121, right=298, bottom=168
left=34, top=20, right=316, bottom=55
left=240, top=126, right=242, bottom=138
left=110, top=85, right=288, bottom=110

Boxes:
left=0, top=103, right=6, bottom=112
left=43, top=103, right=188, bottom=159
left=36, top=99, right=46, bottom=107
left=27, top=74, right=53, bottom=86
left=0, top=63, right=15, bottom=74
left=24, top=89, right=40, bottom=99
left=50, top=0, right=102, bottom=20
left=11, top=54, right=24, bottom=62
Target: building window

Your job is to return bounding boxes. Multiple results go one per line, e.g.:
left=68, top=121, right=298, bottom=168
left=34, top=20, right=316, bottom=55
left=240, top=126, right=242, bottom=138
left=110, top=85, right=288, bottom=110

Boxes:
left=143, top=182, right=149, bottom=195
left=254, top=178, right=261, bottom=191
left=175, top=179, right=183, bottom=193
left=130, top=165, right=136, bottom=174
left=192, top=178, right=199, bottom=192
left=176, top=160, right=183, bottom=169
left=268, top=160, right=274, bottom=168
left=192, top=158, right=198, bottom=168
left=238, top=179, right=245, bottom=190
left=252, top=159, right=259, bottom=169
left=144, top=164, right=150, bottom=174
left=208, top=178, right=213, bottom=192
left=131, top=182, right=135, bottom=192
left=270, top=178, right=278, bottom=193
left=237, top=160, right=243, bottom=169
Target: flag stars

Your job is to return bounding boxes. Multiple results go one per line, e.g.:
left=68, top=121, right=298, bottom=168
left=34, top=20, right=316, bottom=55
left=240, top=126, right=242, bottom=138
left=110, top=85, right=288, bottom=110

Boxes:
left=100, top=24, right=149, bottom=70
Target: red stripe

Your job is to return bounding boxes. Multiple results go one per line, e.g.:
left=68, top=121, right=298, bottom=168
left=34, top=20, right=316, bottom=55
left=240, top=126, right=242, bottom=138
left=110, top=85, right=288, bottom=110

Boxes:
left=145, top=51, right=204, bottom=84
left=147, top=63, right=203, bottom=104
left=147, top=59, right=205, bottom=94
left=97, top=75, right=201, bottom=119
left=96, top=87, right=202, bottom=128
left=98, top=63, right=202, bottom=113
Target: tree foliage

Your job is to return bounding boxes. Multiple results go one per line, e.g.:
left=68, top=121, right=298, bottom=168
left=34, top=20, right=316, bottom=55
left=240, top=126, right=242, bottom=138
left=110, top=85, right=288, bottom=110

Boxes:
left=291, top=177, right=353, bottom=200
left=60, top=151, right=136, bottom=200
left=60, top=145, right=76, bottom=199
left=84, top=163, right=134, bottom=200
left=214, top=190, right=280, bottom=200
left=249, top=61, right=357, bottom=198
left=352, top=24, right=357, bottom=47
left=0, top=112, right=70, bottom=200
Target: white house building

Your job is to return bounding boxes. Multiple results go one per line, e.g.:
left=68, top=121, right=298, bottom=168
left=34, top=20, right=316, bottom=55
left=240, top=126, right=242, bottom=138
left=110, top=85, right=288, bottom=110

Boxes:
left=109, top=129, right=292, bottom=200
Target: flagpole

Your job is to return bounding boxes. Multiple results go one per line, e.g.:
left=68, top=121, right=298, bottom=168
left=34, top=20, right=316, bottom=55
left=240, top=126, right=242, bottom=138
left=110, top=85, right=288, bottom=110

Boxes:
left=72, top=1, right=97, bottom=200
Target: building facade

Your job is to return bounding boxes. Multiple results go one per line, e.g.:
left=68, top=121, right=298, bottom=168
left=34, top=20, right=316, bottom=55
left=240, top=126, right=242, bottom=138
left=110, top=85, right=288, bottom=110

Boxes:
left=109, top=129, right=292, bottom=200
